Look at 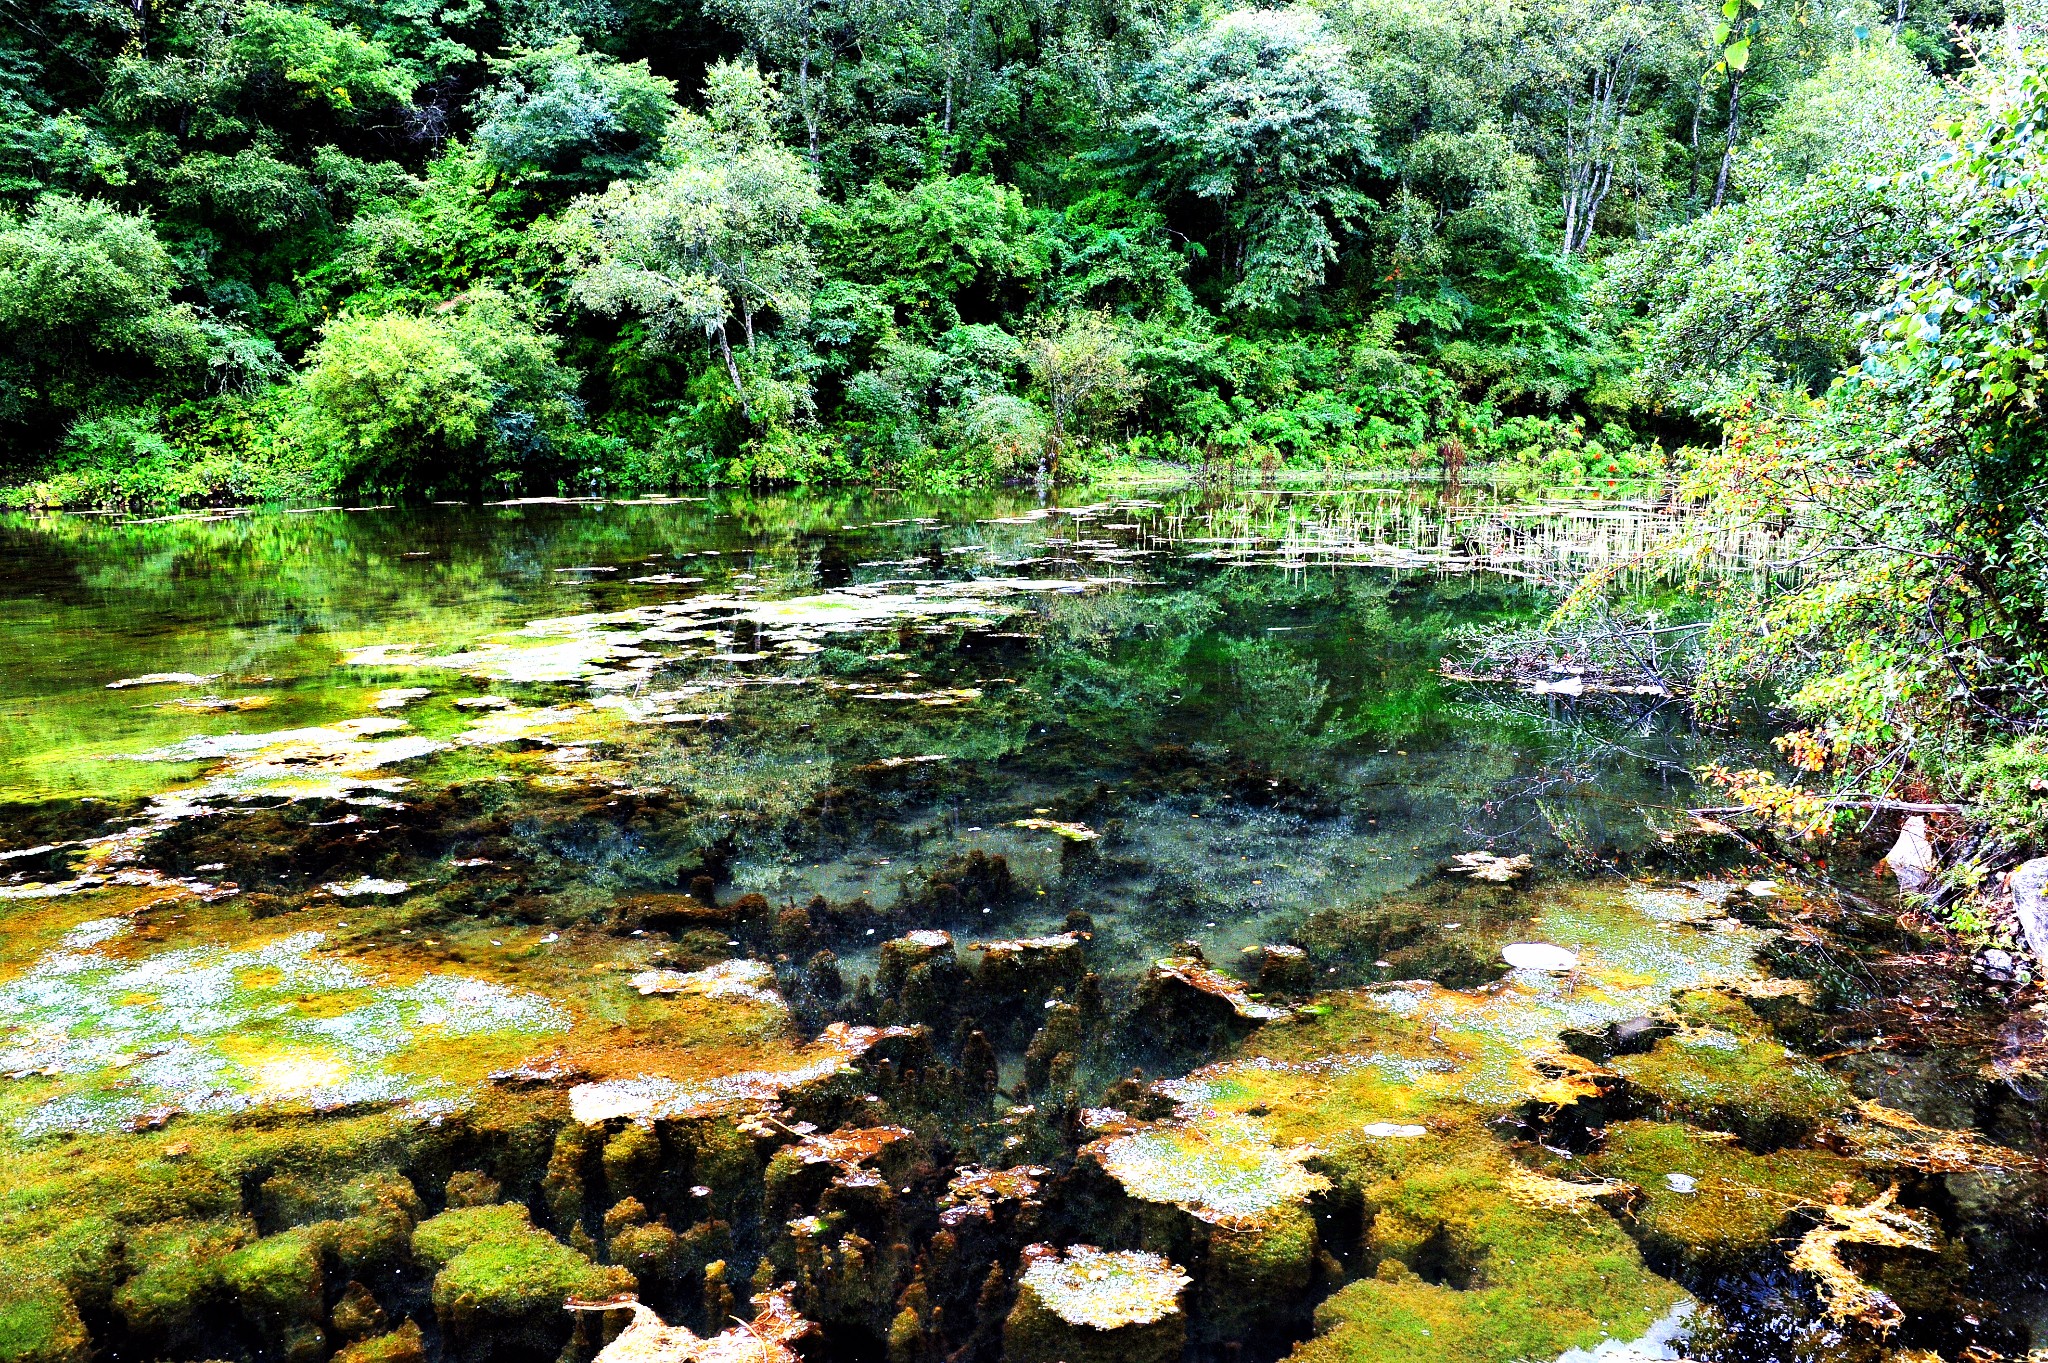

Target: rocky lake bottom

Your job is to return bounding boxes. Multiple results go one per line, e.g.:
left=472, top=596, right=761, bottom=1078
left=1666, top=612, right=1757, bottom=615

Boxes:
left=0, top=486, right=2040, bottom=1363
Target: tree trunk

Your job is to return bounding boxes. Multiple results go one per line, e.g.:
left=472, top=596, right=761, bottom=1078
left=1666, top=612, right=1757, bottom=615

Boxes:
left=1711, top=73, right=1742, bottom=210
left=716, top=325, right=752, bottom=420
left=1687, top=92, right=1703, bottom=208
left=1039, top=411, right=1064, bottom=490
left=800, top=53, right=819, bottom=161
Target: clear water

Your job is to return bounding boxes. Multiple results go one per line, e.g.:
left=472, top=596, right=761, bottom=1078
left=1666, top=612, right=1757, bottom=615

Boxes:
left=0, top=486, right=2038, bottom=1363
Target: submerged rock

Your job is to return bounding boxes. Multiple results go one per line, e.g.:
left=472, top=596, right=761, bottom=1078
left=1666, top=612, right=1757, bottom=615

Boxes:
left=1004, top=1245, right=1189, bottom=1363
left=413, top=1203, right=633, bottom=1351
left=566, top=1290, right=813, bottom=1363
left=1586, top=1120, right=1871, bottom=1267
left=1133, top=955, right=1287, bottom=1047
left=1448, top=851, right=1532, bottom=884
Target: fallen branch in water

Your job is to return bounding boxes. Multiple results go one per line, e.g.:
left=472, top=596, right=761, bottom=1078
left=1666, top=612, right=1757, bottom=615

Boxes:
left=1688, top=801, right=1973, bottom=817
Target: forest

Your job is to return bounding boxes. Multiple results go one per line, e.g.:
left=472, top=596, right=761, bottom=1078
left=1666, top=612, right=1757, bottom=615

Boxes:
left=0, top=0, right=2016, bottom=498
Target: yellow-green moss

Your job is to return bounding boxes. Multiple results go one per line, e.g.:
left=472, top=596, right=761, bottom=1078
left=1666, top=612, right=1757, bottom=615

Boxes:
left=221, top=1226, right=326, bottom=1324
left=1614, top=995, right=1850, bottom=1148
left=334, top=1320, right=426, bottom=1363
left=1199, top=1202, right=1320, bottom=1338
left=113, top=1217, right=254, bottom=1343
left=412, top=1203, right=632, bottom=1333
left=1586, top=1121, right=1872, bottom=1265
left=0, top=1279, right=88, bottom=1363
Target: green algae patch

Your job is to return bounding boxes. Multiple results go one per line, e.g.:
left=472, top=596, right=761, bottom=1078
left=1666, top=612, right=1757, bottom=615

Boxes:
left=1005, top=1244, right=1189, bottom=1363
left=0, top=915, right=570, bottom=1136
left=1088, top=1112, right=1329, bottom=1225
left=1586, top=1120, right=1872, bottom=1266
left=1289, top=1127, right=1683, bottom=1363
left=1154, top=881, right=1796, bottom=1363
left=412, top=1204, right=632, bottom=1335
left=0, top=1279, right=89, bottom=1363
left=1300, top=1260, right=1682, bottom=1363
left=1612, top=993, right=1851, bottom=1148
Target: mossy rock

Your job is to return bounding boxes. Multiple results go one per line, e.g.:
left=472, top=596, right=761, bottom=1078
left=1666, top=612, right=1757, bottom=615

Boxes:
left=1198, top=1202, right=1319, bottom=1340
left=1003, top=1249, right=1188, bottom=1363
left=1586, top=1121, right=1872, bottom=1268
left=0, top=1279, right=89, bottom=1363
left=412, top=1204, right=632, bottom=1339
left=1613, top=997, right=1849, bottom=1149
left=222, top=1226, right=327, bottom=1328
left=1293, top=1132, right=1684, bottom=1363
left=112, top=1218, right=253, bottom=1345
left=5, top=1219, right=121, bottom=1313
left=1300, top=1261, right=1677, bottom=1363
left=334, top=1320, right=426, bottom=1363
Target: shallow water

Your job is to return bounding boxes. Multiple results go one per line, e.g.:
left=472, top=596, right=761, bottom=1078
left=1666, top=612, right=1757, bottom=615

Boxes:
left=0, top=486, right=2039, bottom=1363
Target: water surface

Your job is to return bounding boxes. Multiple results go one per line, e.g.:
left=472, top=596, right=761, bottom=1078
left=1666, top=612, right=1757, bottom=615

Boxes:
left=0, top=486, right=2037, bottom=1363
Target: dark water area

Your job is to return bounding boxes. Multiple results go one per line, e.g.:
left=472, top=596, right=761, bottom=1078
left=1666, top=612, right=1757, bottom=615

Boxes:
left=0, top=486, right=2039, bottom=1363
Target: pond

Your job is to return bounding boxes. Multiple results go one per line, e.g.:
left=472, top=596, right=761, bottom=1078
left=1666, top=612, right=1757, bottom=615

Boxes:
left=0, top=486, right=2038, bottom=1363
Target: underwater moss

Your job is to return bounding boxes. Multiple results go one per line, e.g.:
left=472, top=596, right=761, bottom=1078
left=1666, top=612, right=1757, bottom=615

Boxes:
left=1586, top=1120, right=1871, bottom=1267
left=412, top=1204, right=633, bottom=1337
left=333, top=1320, right=426, bottom=1363
left=1613, top=993, right=1851, bottom=1148
left=1198, top=1201, right=1320, bottom=1339
left=220, top=1225, right=326, bottom=1327
left=1004, top=1245, right=1189, bottom=1363
left=0, top=1279, right=88, bottom=1363
left=113, top=1217, right=252, bottom=1344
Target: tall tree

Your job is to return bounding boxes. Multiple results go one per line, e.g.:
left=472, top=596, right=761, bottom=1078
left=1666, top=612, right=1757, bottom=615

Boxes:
left=560, top=60, right=821, bottom=417
left=1117, top=8, right=1377, bottom=312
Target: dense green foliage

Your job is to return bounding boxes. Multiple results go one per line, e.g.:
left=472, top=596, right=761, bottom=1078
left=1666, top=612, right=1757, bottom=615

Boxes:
left=1587, top=28, right=2048, bottom=862
left=0, top=0, right=2002, bottom=502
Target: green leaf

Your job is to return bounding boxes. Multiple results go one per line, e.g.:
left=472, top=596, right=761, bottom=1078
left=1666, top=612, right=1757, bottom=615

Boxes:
left=1722, top=0, right=1740, bottom=17
left=1724, top=37, right=1751, bottom=70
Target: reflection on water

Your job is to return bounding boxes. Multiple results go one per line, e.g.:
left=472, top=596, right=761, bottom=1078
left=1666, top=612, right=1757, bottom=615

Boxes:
left=0, top=485, right=2038, bottom=1363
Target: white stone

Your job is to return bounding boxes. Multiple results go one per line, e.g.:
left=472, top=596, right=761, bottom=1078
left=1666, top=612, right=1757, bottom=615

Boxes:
left=1502, top=942, right=1580, bottom=972
left=1361, top=1122, right=1428, bottom=1138
left=2011, top=857, right=2048, bottom=972
left=1885, top=816, right=1937, bottom=894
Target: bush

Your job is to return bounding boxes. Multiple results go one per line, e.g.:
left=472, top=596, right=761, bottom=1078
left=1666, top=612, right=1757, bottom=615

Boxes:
left=295, top=292, right=582, bottom=497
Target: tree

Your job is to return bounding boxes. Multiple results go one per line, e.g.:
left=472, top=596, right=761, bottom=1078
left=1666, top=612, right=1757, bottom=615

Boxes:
left=235, top=1, right=419, bottom=116
left=1707, top=0, right=1766, bottom=207
left=1598, top=38, right=1948, bottom=409
left=471, top=41, right=677, bottom=189
left=560, top=60, right=821, bottom=418
left=0, top=194, right=210, bottom=432
left=1525, top=0, right=1665, bottom=254
left=1024, top=310, right=1143, bottom=486
left=708, top=0, right=840, bottom=159
left=1118, top=9, right=1377, bottom=312
left=295, top=291, right=580, bottom=494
